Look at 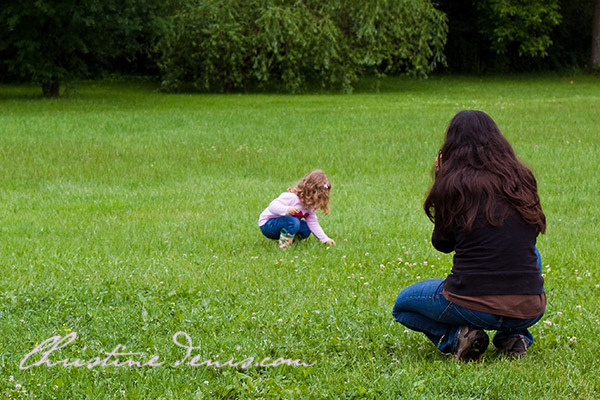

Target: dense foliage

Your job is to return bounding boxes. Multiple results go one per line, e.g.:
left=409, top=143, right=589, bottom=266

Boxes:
left=437, top=0, right=595, bottom=73
left=0, top=0, right=171, bottom=96
left=158, top=0, right=447, bottom=93
left=476, top=0, right=562, bottom=58
left=1, top=0, right=597, bottom=95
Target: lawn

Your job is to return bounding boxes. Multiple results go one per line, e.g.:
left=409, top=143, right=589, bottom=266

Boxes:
left=1, top=74, right=599, bottom=399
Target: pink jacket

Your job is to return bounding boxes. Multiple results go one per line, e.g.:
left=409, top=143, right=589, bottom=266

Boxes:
left=258, top=192, right=331, bottom=243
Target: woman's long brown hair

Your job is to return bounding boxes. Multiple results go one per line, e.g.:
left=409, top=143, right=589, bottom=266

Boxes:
left=424, top=110, right=546, bottom=236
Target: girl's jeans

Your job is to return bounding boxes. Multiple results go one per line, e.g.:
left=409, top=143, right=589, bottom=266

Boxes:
left=392, top=248, right=544, bottom=354
left=260, top=216, right=311, bottom=240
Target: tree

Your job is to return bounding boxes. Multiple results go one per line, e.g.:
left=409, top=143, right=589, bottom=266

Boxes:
left=476, top=0, right=562, bottom=58
left=159, top=0, right=447, bottom=93
left=0, top=0, right=171, bottom=97
left=593, top=0, right=600, bottom=68
left=436, top=0, right=571, bottom=72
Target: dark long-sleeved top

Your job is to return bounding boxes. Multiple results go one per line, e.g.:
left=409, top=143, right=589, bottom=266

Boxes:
left=433, top=207, right=545, bottom=297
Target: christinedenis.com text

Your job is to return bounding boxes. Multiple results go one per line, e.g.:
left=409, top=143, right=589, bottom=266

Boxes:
left=20, top=332, right=316, bottom=370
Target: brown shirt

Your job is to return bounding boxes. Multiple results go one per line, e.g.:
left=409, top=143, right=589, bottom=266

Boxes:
left=443, top=289, right=546, bottom=319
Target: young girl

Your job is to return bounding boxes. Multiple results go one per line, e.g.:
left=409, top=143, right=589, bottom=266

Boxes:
left=259, top=170, right=336, bottom=249
left=393, top=110, right=546, bottom=361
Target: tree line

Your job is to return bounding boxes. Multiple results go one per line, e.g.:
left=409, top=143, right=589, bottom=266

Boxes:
left=1, top=0, right=598, bottom=97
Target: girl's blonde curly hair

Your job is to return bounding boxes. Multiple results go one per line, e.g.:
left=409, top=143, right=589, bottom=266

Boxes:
left=288, top=170, right=331, bottom=214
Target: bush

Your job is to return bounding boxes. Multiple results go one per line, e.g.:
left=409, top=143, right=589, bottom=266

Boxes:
left=159, top=0, right=447, bottom=93
left=436, top=0, right=594, bottom=73
left=0, top=0, right=174, bottom=96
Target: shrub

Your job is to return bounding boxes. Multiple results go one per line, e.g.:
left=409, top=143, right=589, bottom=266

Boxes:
left=159, top=0, right=447, bottom=92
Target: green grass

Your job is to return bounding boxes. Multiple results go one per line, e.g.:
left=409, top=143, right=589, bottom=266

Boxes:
left=1, top=74, right=599, bottom=399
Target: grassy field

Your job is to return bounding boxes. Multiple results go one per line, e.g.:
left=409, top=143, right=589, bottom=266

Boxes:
left=1, top=74, right=599, bottom=399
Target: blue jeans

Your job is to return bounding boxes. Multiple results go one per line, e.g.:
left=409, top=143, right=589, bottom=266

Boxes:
left=393, top=248, right=544, bottom=354
left=260, top=216, right=311, bottom=240
left=535, top=246, right=542, bottom=270
left=393, top=279, right=544, bottom=354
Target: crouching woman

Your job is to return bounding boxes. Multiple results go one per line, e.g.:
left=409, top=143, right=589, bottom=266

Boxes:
left=393, top=110, right=547, bottom=361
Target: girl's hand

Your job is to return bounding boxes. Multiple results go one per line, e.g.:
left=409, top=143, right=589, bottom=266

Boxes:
left=287, top=206, right=299, bottom=215
left=326, top=239, right=336, bottom=246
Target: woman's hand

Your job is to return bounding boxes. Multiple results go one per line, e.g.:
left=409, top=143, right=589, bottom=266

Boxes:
left=435, top=152, right=442, bottom=172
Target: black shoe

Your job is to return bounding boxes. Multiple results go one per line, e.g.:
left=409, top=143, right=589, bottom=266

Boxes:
left=497, top=336, right=528, bottom=358
left=454, top=326, right=489, bottom=361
